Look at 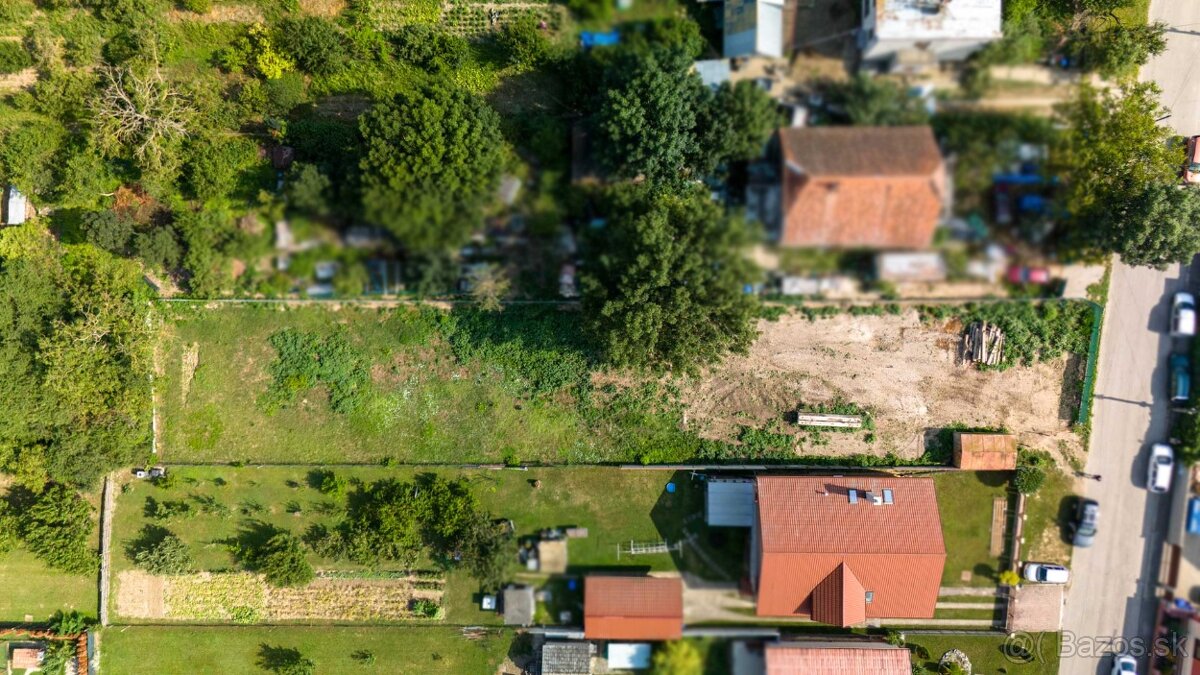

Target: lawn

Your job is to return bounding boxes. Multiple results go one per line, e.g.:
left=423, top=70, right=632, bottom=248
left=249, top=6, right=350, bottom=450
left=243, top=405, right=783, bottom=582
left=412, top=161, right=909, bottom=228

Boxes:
left=1021, top=463, right=1076, bottom=566
left=158, top=303, right=689, bottom=465
left=934, top=472, right=1013, bottom=587
left=110, top=465, right=745, bottom=624
left=0, top=549, right=97, bottom=622
left=907, top=632, right=1061, bottom=675
left=100, top=625, right=516, bottom=675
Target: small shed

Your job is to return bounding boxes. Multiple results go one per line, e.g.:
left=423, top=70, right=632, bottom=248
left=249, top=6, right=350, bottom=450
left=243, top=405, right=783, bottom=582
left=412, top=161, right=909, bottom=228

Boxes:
left=875, top=252, right=947, bottom=283
left=953, top=432, right=1018, bottom=470
left=706, top=478, right=756, bottom=527
left=11, top=646, right=45, bottom=670
left=542, top=641, right=592, bottom=675
left=5, top=185, right=27, bottom=226
left=694, top=59, right=731, bottom=90
left=503, top=585, right=535, bottom=627
left=607, top=643, right=652, bottom=670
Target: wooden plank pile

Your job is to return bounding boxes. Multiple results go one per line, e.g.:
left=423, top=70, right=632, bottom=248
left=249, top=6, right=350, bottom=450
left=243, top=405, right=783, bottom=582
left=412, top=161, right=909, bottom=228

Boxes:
left=793, top=413, right=863, bottom=429
left=960, top=321, right=1005, bottom=366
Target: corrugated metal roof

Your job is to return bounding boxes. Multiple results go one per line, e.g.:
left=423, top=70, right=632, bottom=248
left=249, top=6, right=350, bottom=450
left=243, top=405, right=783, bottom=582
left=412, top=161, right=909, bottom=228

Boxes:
left=765, top=644, right=911, bottom=674
left=584, top=576, right=683, bottom=640
left=541, top=641, right=591, bottom=675
left=754, top=476, right=945, bottom=622
left=706, top=479, right=756, bottom=527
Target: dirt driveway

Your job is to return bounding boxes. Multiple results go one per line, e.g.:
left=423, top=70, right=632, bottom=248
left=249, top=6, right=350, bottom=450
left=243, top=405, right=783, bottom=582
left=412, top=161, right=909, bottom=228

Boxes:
left=683, top=310, right=1083, bottom=461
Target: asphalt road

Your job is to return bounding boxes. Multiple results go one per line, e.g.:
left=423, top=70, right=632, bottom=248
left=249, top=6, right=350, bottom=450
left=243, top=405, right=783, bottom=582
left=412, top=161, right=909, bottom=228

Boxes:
left=1058, top=262, right=1183, bottom=675
left=1059, top=3, right=1200, bottom=671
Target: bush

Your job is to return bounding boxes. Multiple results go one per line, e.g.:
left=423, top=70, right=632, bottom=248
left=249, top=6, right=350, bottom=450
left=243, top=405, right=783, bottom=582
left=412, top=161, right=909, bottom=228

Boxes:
left=82, top=210, right=135, bottom=255
left=180, top=0, right=211, bottom=12
left=263, top=72, right=308, bottom=116
left=1015, top=448, right=1051, bottom=494
left=132, top=527, right=196, bottom=575
left=19, top=484, right=98, bottom=575
left=317, top=471, right=348, bottom=498
left=248, top=532, right=314, bottom=587
left=390, top=25, right=468, bottom=72
left=276, top=16, right=347, bottom=76
left=496, top=15, right=550, bottom=71
left=0, top=41, right=32, bottom=74
left=260, top=328, right=370, bottom=415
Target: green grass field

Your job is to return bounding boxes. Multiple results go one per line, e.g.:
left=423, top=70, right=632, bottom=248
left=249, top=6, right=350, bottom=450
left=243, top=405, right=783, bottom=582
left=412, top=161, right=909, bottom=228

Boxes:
left=100, top=625, right=516, bottom=675
left=908, top=632, right=1061, bottom=674
left=158, top=304, right=596, bottom=464
left=0, top=549, right=97, bottom=621
left=111, top=465, right=745, bottom=624
left=934, top=472, right=1013, bottom=587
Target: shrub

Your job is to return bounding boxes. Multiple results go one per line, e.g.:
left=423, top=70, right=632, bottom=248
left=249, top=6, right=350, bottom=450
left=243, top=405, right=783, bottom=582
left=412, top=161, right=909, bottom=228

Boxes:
left=390, top=25, right=468, bottom=72
left=260, top=328, right=370, bottom=415
left=317, top=471, right=349, bottom=498
left=0, top=41, right=32, bottom=74
left=276, top=16, right=347, bottom=76
left=496, top=15, right=550, bottom=71
left=1015, top=447, right=1051, bottom=494
left=263, top=72, right=308, bottom=116
left=248, top=532, right=314, bottom=587
left=410, top=598, right=441, bottom=618
left=81, top=210, right=135, bottom=255
left=132, top=528, right=196, bottom=575
left=48, top=610, right=87, bottom=635
left=180, top=0, right=212, bottom=12
left=20, top=484, right=98, bottom=575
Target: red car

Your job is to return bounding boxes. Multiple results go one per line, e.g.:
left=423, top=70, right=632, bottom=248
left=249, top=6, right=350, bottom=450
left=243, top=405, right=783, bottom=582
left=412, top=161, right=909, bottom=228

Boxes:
left=1186, top=135, right=1200, bottom=184
left=1007, top=265, right=1050, bottom=285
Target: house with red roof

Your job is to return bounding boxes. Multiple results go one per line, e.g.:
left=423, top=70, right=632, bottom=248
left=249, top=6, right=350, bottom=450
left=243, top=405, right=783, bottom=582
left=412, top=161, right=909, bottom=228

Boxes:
left=751, top=475, right=946, bottom=625
left=778, top=126, right=946, bottom=249
left=764, top=642, right=912, bottom=674
left=583, top=576, right=684, bottom=640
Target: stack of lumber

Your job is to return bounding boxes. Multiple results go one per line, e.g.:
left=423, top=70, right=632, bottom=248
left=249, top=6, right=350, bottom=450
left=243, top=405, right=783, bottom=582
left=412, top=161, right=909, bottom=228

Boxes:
left=960, top=321, right=1005, bottom=366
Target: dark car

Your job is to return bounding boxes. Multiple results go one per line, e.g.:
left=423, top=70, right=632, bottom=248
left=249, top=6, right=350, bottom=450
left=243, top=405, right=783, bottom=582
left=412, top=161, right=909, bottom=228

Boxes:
left=1171, top=353, right=1192, bottom=404
left=1070, top=498, right=1099, bottom=548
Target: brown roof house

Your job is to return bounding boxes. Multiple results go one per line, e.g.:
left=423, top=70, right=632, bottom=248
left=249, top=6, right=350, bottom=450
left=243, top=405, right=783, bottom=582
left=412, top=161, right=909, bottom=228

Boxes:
left=953, top=432, right=1018, bottom=471
left=778, top=126, right=947, bottom=249
left=752, top=475, right=946, bottom=625
left=584, top=576, right=684, bottom=641
left=764, top=642, right=912, bottom=675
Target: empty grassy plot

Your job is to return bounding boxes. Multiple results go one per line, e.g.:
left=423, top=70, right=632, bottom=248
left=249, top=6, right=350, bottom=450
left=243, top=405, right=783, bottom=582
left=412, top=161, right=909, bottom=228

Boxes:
left=907, top=632, right=1060, bottom=675
left=0, top=549, right=97, bottom=622
left=100, top=625, right=516, bottom=675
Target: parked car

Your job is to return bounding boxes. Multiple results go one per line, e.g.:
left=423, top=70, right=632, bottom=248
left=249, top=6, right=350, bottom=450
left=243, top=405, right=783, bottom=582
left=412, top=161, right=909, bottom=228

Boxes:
left=1147, top=443, right=1175, bottom=494
left=1111, top=653, right=1137, bottom=674
left=1185, top=135, right=1200, bottom=184
left=1070, top=498, right=1099, bottom=548
left=1171, top=353, right=1192, bottom=404
left=1023, top=562, right=1069, bottom=584
left=1173, top=292, right=1197, bottom=337
left=1006, top=265, right=1051, bottom=285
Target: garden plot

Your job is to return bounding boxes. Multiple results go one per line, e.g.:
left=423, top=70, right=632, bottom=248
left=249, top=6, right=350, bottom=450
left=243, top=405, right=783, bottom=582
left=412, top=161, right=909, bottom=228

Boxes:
left=115, top=571, right=442, bottom=623
left=684, top=310, right=1085, bottom=461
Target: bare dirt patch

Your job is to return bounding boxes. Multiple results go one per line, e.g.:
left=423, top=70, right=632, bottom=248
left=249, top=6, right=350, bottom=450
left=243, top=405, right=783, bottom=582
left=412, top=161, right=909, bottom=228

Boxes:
left=167, top=5, right=264, bottom=23
left=0, top=68, right=37, bottom=91
left=180, top=342, right=199, bottom=406
left=299, top=0, right=347, bottom=16
left=682, top=311, right=1082, bottom=460
left=115, top=571, right=165, bottom=620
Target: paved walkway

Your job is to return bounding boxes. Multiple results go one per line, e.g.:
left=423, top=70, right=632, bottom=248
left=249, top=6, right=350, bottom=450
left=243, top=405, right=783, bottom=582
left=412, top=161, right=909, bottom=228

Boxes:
left=98, top=473, right=116, bottom=627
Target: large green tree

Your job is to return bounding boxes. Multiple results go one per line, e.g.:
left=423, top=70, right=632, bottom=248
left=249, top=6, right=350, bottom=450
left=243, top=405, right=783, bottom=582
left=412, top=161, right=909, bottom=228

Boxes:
left=18, top=484, right=97, bottom=575
left=1054, top=82, right=1178, bottom=215
left=0, top=227, right=153, bottom=486
left=358, top=83, right=504, bottom=252
left=582, top=184, right=760, bottom=372
left=1096, top=182, right=1200, bottom=268
left=698, top=80, right=783, bottom=171
left=594, top=48, right=703, bottom=182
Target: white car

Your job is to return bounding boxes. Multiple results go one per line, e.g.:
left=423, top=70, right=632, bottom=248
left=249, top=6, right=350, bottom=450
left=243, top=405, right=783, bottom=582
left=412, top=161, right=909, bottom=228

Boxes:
left=1172, top=292, right=1196, bottom=337
left=1023, top=562, right=1069, bottom=584
left=1148, top=443, right=1175, bottom=494
left=1111, top=654, right=1137, bottom=674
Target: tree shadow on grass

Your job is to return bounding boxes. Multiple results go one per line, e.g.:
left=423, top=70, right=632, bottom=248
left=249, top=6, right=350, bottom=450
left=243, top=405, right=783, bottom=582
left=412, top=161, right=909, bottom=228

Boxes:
left=123, top=524, right=173, bottom=564
left=257, top=644, right=311, bottom=673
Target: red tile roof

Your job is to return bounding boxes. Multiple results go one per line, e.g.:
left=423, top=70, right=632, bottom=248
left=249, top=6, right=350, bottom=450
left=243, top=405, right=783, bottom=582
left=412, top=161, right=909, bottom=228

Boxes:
left=754, top=476, right=946, bottom=624
left=584, top=576, right=683, bottom=640
left=953, top=433, right=1018, bottom=470
left=765, top=644, right=912, bottom=674
left=778, top=126, right=945, bottom=249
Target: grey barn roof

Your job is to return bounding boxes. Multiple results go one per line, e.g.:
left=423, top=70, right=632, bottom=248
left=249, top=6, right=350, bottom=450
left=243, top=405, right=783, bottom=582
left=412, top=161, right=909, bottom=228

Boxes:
left=706, top=478, right=756, bottom=527
left=542, top=641, right=591, bottom=675
left=503, top=586, right=535, bottom=627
